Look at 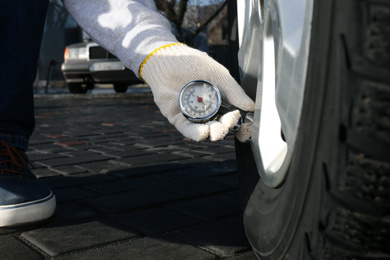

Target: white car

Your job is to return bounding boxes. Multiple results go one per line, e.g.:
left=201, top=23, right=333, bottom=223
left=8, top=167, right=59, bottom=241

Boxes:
left=233, top=0, right=390, bottom=258
left=61, top=41, right=142, bottom=93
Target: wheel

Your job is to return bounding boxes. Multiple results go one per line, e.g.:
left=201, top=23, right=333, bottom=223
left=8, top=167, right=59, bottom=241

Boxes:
left=114, top=83, right=128, bottom=93
left=68, top=83, right=88, bottom=94
left=233, top=0, right=390, bottom=259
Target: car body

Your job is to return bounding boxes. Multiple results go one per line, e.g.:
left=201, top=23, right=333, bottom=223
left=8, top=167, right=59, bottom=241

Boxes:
left=61, top=41, right=142, bottom=93
left=233, top=0, right=390, bottom=259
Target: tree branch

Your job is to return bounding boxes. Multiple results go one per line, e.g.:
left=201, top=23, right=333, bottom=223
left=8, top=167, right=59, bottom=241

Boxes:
left=186, top=0, right=228, bottom=43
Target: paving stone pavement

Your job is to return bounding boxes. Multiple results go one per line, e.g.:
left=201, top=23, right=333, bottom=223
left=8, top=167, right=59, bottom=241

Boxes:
left=0, top=92, right=258, bottom=260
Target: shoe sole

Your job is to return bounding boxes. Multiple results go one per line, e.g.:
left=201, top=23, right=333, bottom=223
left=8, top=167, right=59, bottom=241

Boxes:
left=0, top=192, right=56, bottom=227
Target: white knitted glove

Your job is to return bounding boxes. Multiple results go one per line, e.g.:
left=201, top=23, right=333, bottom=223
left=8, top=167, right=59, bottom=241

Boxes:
left=140, top=43, right=255, bottom=142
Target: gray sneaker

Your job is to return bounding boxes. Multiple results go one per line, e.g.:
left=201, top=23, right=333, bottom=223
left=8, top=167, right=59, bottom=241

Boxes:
left=0, top=141, right=56, bottom=227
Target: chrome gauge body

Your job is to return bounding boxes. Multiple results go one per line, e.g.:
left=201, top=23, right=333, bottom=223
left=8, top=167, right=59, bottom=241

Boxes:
left=179, top=80, right=222, bottom=123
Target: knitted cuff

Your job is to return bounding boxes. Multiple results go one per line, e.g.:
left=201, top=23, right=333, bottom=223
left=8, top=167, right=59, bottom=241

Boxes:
left=139, top=42, right=184, bottom=81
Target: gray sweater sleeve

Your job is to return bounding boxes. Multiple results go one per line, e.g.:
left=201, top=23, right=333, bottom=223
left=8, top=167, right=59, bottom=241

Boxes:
left=62, top=0, right=178, bottom=75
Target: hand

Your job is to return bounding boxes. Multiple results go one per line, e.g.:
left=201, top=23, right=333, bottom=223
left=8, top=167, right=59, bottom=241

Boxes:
left=140, top=43, right=254, bottom=142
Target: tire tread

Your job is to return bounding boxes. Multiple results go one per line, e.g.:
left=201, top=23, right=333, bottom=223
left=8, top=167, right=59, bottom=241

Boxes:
left=324, top=0, right=390, bottom=258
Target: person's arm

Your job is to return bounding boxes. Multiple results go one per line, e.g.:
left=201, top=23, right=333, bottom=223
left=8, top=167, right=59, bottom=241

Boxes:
left=63, top=0, right=254, bottom=142
left=62, top=0, right=176, bottom=74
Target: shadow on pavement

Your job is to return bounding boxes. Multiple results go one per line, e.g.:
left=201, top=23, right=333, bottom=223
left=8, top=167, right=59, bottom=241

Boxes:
left=8, top=162, right=255, bottom=259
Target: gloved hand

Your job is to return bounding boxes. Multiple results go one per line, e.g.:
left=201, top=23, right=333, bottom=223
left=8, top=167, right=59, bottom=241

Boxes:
left=140, top=43, right=255, bottom=142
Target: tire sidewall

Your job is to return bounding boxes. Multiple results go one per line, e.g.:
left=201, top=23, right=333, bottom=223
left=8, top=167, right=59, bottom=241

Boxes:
left=236, top=0, right=335, bottom=258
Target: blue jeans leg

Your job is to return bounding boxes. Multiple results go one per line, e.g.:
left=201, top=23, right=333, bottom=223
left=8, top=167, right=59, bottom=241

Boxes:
left=0, top=0, right=49, bottom=151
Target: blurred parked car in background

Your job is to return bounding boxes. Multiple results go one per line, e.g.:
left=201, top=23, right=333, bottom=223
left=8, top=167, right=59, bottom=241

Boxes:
left=61, top=41, right=142, bottom=93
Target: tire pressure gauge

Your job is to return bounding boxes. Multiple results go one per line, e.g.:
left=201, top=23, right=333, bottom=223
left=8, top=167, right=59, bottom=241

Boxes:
left=179, top=80, right=253, bottom=123
left=179, top=80, right=221, bottom=123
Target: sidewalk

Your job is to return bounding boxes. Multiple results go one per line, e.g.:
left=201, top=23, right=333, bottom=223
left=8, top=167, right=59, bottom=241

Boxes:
left=1, top=92, right=257, bottom=259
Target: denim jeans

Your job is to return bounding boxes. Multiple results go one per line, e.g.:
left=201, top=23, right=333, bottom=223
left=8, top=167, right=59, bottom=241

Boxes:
left=0, top=0, right=49, bottom=151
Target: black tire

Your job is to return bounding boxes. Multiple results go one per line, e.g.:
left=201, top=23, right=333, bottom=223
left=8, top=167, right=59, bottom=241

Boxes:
left=68, top=83, right=88, bottom=94
left=234, top=0, right=390, bottom=259
left=114, top=83, right=128, bottom=93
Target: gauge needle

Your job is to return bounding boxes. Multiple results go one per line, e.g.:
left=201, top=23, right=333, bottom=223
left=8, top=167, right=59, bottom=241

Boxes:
left=197, top=96, right=207, bottom=108
left=197, top=96, right=205, bottom=105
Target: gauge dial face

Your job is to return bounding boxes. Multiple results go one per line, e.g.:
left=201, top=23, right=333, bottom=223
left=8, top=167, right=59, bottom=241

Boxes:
left=179, top=80, right=221, bottom=122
